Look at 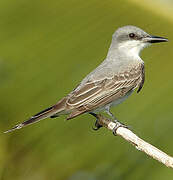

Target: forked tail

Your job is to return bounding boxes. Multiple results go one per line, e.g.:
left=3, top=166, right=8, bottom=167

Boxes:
left=4, top=97, right=67, bottom=133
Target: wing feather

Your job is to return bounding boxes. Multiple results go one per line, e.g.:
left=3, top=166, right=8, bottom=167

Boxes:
left=66, top=63, right=144, bottom=118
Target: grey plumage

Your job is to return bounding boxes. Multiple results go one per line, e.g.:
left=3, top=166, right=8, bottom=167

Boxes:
left=4, top=25, right=168, bottom=133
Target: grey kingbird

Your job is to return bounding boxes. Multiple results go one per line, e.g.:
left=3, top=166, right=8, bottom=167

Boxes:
left=4, top=25, right=168, bottom=133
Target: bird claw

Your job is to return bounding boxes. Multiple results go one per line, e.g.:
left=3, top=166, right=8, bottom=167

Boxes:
left=92, top=119, right=102, bottom=131
left=112, top=120, right=129, bottom=136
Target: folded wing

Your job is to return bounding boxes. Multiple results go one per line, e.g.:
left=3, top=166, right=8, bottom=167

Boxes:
left=66, top=63, right=144, bottom=119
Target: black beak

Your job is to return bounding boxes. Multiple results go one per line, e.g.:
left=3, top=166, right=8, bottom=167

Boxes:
left=144, top=35, right=168, bottom=43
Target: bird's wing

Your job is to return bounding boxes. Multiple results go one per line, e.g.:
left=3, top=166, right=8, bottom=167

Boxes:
left=137, top=63, right=145, bottom=93
left=66, top=63, right=144, bottom=119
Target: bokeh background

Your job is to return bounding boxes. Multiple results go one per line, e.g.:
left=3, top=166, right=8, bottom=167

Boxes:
left=0, top=0, right=173, bottom=179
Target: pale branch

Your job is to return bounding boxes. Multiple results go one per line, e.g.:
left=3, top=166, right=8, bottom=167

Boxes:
left=95, top=114, right=173, bottom=169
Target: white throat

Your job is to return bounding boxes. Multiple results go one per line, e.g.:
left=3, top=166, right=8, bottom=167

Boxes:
left=118, top=40, right=149, bottom=58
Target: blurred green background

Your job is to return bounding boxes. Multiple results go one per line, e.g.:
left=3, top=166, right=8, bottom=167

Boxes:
left=0, top=0, right=173, bottom=179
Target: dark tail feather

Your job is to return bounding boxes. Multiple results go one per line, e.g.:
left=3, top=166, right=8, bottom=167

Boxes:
left=4, top=106, right=56, bottom=133
left=4, top=97, right=67, bottom=133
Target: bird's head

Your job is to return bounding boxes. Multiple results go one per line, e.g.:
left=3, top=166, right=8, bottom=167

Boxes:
left=111, top=25, right=168, bottom=56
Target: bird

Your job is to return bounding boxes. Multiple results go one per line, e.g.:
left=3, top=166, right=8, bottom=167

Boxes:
left=4, top=25, right=168, bottom=133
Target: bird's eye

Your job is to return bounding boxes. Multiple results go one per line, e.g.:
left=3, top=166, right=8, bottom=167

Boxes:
left=129, top=33, right=135, bottom=38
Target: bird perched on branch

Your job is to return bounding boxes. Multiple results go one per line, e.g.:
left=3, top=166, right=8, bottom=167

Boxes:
left=4, top=25, right=168, bottom=133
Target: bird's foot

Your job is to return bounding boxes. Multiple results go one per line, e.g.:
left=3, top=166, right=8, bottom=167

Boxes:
left=92, top=118, right=102, bottom=131
left=89, top=112, right=103, bottom=131
left=112, top=119, right=129, bottom=136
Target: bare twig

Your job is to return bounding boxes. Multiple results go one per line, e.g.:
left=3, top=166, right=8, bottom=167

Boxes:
left=96, top=114, right=173, bottom=169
